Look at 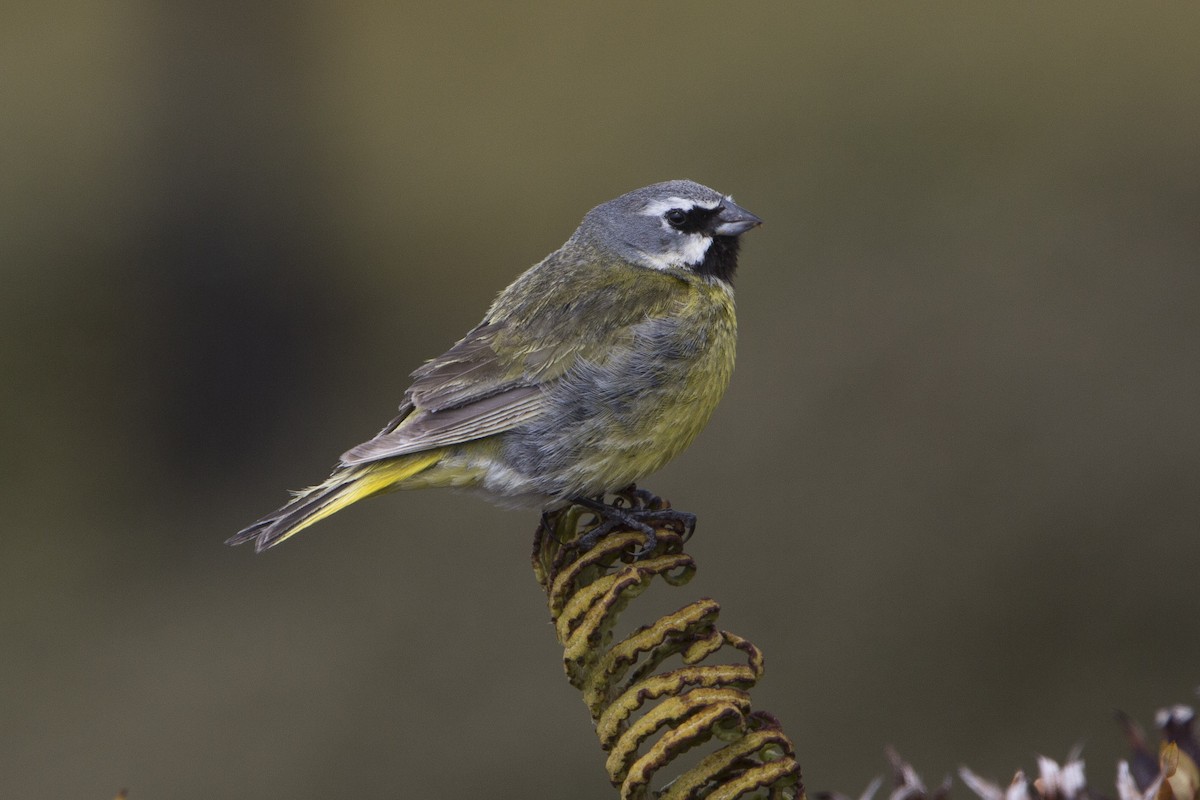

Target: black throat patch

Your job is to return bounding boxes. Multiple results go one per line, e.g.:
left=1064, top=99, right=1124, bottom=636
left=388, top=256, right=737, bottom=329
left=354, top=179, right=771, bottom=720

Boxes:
left=696, top=235, right=741, bottom=284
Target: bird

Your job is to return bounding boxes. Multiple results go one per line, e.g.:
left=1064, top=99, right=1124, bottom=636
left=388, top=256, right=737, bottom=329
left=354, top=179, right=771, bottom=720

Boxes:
left=228, top=179, right=762, bottom=554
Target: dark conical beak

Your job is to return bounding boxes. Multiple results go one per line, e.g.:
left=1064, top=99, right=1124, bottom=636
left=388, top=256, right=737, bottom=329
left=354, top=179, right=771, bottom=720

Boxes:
left=712, top=200, right=763, bottom=236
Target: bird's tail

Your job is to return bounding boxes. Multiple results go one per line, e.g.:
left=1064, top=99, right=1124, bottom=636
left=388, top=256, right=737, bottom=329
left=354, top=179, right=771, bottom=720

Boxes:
left=227, top=451, right=442, bottom=552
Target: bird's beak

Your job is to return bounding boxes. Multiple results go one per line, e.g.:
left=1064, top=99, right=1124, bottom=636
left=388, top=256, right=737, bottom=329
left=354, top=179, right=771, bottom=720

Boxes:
left=712, top=200, right=763, bottom=236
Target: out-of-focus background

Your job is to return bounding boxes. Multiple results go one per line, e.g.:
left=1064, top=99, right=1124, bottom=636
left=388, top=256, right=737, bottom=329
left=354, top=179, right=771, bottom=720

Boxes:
left=3, top=3, right=1198, bottom=798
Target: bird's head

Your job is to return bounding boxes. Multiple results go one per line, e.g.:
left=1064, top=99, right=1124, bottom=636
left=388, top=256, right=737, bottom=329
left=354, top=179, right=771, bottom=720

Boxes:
left=574, top=180, right=762, bottom=285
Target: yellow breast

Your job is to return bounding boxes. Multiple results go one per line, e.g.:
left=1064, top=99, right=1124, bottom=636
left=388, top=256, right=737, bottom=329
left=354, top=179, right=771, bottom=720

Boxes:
left=577, top=279, right=737, bottom=492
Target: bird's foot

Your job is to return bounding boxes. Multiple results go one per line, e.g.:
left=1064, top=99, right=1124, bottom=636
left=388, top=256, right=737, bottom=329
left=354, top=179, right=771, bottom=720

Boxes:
left=611, top=484, right=697, bottom=543
left=569, top=488, right=696, bottom=558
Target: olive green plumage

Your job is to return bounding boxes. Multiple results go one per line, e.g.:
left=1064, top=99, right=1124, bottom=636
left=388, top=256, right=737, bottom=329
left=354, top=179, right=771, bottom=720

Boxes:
left=230, top=180, right=761, bottom=552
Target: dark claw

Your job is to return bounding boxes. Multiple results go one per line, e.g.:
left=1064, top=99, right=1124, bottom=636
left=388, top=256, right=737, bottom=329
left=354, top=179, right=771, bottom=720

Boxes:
left=628, top=524, right=658, bottom=559
left=569, top=492, right=694, bottom=557
left=574, top=518, right=620, bottom=551
left=651, top=509, right=695, bottom=541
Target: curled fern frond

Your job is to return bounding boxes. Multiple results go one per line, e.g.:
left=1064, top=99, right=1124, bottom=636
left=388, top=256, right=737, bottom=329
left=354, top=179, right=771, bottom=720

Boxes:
left=532, top=486, right=804, bottom=800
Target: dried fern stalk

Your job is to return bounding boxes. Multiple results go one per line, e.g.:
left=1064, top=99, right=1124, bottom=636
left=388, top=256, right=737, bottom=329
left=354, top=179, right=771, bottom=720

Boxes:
left=533, top=486, right=805, bottom=800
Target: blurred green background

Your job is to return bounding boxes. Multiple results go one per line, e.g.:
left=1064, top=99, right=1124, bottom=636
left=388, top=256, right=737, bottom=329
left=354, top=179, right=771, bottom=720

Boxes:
left=3, top=3, right=1198, bottom=798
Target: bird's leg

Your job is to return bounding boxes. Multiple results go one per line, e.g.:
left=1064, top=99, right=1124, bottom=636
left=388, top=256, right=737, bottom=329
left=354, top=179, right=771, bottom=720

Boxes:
left=612, top=485, right=697, bottom=543
left=619, top=485, right=660, bottom=509
left=570, top=495, right=659, bottom=556
left=569, top=490, right=698, bottom=557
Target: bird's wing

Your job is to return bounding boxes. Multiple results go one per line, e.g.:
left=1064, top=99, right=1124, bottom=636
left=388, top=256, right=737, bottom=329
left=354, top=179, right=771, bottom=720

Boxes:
left=339, top=259, right=683, bottom=466
left=339, top=320, right=549, bottom=464
left=338, top=386, right=544, bottom=464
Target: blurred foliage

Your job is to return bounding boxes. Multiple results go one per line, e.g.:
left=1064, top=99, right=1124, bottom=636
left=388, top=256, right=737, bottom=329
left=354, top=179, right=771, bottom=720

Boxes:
left=2, top=2, right=1198, bottom=799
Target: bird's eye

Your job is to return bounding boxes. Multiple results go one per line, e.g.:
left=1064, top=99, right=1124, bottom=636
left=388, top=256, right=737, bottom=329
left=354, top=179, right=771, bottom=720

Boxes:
left=665, top=209, right=688, bottom=228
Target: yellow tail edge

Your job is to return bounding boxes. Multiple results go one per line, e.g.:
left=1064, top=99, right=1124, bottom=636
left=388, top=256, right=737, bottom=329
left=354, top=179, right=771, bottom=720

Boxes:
left=230, top=451, right=443, bottom=552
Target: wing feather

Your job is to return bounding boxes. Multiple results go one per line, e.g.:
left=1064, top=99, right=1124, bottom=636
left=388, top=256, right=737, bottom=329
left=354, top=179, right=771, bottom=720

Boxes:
left=339, top=320, right=554, bottom=465
left=406, top=321, right=522, bottom=412
left=339, top=256, right=684, bottom=466
left=339, top=385, right=542, bottom=464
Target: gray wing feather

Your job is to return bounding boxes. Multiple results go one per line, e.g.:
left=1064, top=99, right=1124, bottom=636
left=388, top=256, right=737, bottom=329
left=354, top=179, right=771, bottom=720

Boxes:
left=406, top=321, right=517, bottom=412
left=338, top=384, right=544, bottom=466
left=338, top=287, right=591, bottom=466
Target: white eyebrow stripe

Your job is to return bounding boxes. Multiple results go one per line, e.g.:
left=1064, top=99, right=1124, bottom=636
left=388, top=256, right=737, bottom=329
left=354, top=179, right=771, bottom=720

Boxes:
left=639, top=196, right=722, bottom=217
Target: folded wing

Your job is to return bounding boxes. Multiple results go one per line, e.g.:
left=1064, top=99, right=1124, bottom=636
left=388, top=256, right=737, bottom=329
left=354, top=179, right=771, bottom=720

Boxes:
left=339, top=262, right=681, bottom=467
left=339, top=320, right=550, bottom=465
